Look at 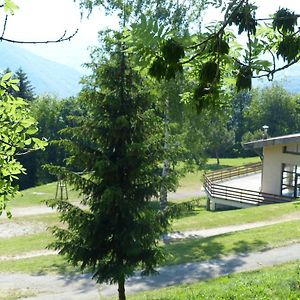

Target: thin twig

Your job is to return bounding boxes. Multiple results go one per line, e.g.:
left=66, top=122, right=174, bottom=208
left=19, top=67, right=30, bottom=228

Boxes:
left=186, top=0, right=246, bottom=51
left=1, top=15, right=8, bottom=39
left=252, top=56, right=300, bottom=79
left=0, top=29, right=78, bottom=44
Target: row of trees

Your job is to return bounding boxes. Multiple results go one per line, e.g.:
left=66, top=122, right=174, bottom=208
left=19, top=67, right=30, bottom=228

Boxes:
left=12, top=68, right=300, bottom=189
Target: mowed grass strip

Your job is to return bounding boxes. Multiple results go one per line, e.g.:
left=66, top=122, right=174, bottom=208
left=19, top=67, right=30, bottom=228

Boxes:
left=165, top=219, right=300, bottom=266
left=0, top=213, right=60, bottom=226
left=0, top=255, right=79, bottom=274
left=126, top=260, right=300, bottom=300
left=0, top=232, right=54, bottom=256
left=1, top=219, right=300, bottom=274
left=172, top=198, right=300, bottom=232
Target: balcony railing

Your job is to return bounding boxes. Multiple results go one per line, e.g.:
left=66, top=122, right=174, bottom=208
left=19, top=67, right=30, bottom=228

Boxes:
left=204, top=162, right=293, bottom=206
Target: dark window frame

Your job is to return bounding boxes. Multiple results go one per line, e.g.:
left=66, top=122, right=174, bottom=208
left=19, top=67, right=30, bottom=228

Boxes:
left=281, top=163, right=300, bottom=197
left=283, top=145, right=300, bottom=155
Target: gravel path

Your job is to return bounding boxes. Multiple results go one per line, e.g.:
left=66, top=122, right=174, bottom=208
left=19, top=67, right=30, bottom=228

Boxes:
left=0, top=221, right=46, bottom=238
left=0, top=250, right=57, bottom=261
left=2, top=243, right=300, bottom=299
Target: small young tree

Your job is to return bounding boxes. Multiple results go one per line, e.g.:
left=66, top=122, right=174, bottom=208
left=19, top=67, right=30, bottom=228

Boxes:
left=46, top=35, right=177, bottom=300
left=13, top=68, right=35, bottom=101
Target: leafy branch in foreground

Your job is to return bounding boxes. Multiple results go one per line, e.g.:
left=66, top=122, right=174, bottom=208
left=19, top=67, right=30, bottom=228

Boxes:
left=124, top=1, right=300, bottom=111
left=0, top=72, right=47, bottom=216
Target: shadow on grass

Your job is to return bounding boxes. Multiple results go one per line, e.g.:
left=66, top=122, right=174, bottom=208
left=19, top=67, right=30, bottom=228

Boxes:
left=232, top=240, right=267, bottom=255
left=164, top=235, right=267, bottom=266
left=131, top=237, right=269, bottom=293
left=150, top=198, right=207, bottom=219
left=35, top=260, right=81, bottom=276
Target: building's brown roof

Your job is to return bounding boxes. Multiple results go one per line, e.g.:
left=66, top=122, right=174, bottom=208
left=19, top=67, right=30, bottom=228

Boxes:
left=243, top=133, right=300, bottom=150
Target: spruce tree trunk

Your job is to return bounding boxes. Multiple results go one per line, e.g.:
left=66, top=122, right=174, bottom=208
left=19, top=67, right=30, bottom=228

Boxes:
left=118, top=278, right=126, bottom=300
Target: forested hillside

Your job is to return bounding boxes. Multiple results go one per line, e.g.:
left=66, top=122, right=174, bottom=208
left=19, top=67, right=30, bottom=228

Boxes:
left=0, top=42, right=81, bottom=97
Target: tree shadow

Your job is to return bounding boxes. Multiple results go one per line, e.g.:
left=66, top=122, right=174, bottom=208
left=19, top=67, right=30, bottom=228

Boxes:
left=169, top=198, right=207, bottom=219
left=232, top=239, right=267, bottom=255
left=164, top=234, right=267, bottom=266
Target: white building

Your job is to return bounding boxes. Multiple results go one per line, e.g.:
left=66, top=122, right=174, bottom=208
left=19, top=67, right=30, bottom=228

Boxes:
left=244, top=133, right=300, bottom=198
left=204, top=133, right=299, bottom=210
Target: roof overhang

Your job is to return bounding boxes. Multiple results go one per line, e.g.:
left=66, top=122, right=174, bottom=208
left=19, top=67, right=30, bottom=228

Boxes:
left=243, top=133, right=300, bottom=150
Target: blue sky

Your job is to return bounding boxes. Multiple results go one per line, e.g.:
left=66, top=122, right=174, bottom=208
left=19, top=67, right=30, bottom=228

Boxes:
left=2, top=0, right=299, bottom=73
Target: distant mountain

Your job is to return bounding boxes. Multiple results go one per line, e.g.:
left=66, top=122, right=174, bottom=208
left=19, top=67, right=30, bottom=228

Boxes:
left=0, top=42, right=82, bottom=98
left=1, top=42, right=299, bottom=97
left=254, top=64, right=300, bottom=94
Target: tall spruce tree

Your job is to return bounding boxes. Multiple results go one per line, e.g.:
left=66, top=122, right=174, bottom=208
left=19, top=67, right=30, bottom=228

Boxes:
left=46, top=34, right=177, bottom=300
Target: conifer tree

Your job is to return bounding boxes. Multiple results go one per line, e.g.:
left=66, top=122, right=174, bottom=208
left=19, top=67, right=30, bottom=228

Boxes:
left=46, top=34, right=177, bottom=300
left=14, top=68, right=35, bottom=101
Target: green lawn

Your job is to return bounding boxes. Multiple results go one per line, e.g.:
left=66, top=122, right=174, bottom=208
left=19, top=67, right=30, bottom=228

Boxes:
left=177, top=156, right=260, bottom=192
left=2, top=219, right=300, bottom=274
left=127, top=260, right=300, bottom=299
left=206, top=156, right=260, bottom=168
left=172, top=198, right=300, bottom=232
left=0, top=255, right=79, bottom=274
left=165, top=219, right=300, bottom=266
left=9, top=182, right=81, bottom=208
left=0, top=232, right=54, bottom=256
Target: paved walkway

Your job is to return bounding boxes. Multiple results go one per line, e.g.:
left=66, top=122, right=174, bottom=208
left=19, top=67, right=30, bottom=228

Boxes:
left=221, top=172, right=261, bottom=191
left=3, top=243, right=300, bottom=299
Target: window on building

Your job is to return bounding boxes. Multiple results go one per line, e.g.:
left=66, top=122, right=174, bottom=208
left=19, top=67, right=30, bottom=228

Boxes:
left=283, top=144, right=300, bottom=154
left=281, top=163, right=300, bottom=197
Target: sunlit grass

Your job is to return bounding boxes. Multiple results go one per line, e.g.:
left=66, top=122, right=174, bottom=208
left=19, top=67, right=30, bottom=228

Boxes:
left=127, top=261, right=300, bottom=299
left=172, top=198, right=300, bottom=231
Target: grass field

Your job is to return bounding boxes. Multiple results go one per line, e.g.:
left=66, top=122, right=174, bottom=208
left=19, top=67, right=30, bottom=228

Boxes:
left=126, top=260, right=300, bottom=299
left=9, top=182, right=81, bottom=208
left=2, top=218, right=300, bottom=274
left=177, top=156, right=260, bottom=192
left=172, top=198, right=300, bottom=231
left=4, top=155, right=300, bottom=299
left=0, top=289, right=37, bottom=300
left=165, top=220, right=300, bottom=266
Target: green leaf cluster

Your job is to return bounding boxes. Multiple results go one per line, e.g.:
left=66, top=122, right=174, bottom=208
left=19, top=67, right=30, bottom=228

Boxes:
left=228, top=3, right=257, bottom=35
left=3, top=0, right=19, bottom=15
left=277, top=35, right=300, bottom=63
left=273, top=8, right=298, bottom=34
left=149, top=38, right=185, bottom=80
left=236, top=65, right=252, bottom=91
left=0, top=73, right=47, bottom=216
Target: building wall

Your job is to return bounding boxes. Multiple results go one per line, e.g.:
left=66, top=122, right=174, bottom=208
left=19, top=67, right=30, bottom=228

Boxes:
left=262, top=142, right=300, bottom=195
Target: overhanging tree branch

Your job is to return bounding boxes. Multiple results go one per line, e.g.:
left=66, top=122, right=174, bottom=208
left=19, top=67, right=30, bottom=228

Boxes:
left=0, top=4, right=78, bottom=44
left=0, top=29, right=79, bottom=44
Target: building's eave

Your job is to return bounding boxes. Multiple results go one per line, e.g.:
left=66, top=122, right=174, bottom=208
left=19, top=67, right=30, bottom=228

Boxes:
left=243, top=133, right=300, bottom=150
